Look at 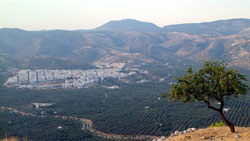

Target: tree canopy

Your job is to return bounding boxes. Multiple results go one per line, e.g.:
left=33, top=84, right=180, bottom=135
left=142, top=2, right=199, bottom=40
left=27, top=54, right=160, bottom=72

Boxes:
left=166, top=61, right=249, bottom=132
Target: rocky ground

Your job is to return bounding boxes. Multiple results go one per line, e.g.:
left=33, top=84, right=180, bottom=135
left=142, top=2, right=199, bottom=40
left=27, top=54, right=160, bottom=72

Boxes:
left=164, top=127, right=250, bottom=141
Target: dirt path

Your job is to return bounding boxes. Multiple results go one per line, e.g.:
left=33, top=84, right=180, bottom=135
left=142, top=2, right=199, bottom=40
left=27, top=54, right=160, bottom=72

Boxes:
left=0, top=106, right=160, bottom=140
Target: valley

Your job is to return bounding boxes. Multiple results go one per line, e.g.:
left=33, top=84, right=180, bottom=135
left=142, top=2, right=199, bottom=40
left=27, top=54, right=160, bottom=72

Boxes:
left=0, top=18, right=250, bottom=140
left=0, top=62, right=249, bottom=140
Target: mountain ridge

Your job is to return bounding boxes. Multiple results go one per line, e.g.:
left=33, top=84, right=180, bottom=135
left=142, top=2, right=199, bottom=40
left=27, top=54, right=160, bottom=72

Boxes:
left=95, top=19, right=162, bottom=32
left=0, top=18, right=250, bottom=70
left=163, top=18, right=250, bottom=36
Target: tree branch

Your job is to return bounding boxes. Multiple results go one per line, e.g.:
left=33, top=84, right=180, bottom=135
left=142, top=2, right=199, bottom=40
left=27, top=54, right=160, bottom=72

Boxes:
left=204, top=100, right=220, bottom=112
left=214, top=95, right=224, bottom=111
left=215, top=97, right=221, bottom=102
left=219, top=98, right=224, bottom=111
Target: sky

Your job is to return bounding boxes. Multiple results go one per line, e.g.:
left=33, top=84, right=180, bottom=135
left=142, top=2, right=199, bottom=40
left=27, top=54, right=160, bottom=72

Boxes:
left=1, top=0, right=250, bottom=30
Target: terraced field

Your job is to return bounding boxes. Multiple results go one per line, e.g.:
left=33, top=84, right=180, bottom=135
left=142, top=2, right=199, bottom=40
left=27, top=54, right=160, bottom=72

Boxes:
left=1, top=63, right=249, bottom=140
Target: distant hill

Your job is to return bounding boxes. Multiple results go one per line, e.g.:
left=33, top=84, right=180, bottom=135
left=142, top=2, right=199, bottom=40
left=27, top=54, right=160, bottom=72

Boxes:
left=95, top=19, right=162, bottom=32
left=163, top=18, right=250, bottom=36
left=0, top=18, right=250, bottom=70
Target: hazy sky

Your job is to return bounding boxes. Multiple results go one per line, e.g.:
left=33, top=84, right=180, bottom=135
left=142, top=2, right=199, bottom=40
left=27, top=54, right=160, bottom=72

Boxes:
left=1, top=0, right=250, bottom=30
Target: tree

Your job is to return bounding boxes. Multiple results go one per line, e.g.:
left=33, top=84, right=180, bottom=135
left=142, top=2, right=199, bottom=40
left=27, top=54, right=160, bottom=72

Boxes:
left=164, top=61, right=249, bottom=133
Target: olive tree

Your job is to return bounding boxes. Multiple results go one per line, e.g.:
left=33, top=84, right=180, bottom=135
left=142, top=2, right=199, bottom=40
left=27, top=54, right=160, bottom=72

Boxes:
left=164, top=61, right=249, bottom=133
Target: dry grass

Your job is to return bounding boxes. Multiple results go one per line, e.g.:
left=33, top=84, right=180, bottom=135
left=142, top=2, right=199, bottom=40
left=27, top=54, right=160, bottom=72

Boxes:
left=0, top=137, right=21, bottom=141
left=165, top=127, right=250, bottom=141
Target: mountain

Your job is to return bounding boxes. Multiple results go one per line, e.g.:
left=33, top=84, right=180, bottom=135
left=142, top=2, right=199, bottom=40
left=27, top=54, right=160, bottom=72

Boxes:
left=95, top=19, right=162, bottom=32
left=0, top=18, right=250, bottom=70
left=163, top=18, right=250, bottom=36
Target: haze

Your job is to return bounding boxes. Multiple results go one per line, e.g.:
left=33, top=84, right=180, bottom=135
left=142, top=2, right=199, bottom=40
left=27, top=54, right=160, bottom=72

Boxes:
left=1, top=0, right=250, bottom=30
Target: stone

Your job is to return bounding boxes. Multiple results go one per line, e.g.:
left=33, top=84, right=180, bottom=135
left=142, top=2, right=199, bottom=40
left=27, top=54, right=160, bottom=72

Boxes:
left=174, top=130, right=180, bottom=135
left=235, top=134, right=241, bottom=138
left=169, top=133, right=175, bottom=138
left=191, top=128, right=197, bottom=131
left=160, top=136, right=166, bottom=139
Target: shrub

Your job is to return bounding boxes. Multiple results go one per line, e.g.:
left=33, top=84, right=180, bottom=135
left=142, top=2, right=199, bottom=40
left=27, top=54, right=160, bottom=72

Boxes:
left=209, top=121, right=226, bottom=128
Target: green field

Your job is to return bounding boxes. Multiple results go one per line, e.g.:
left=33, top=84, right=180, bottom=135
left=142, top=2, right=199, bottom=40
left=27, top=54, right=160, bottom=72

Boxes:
left=0, top=62, right=249, bottom=140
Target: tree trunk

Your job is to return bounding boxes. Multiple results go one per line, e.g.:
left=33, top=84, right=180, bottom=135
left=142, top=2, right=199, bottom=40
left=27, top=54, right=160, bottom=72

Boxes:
left=219, top=111, right=235, bottom=133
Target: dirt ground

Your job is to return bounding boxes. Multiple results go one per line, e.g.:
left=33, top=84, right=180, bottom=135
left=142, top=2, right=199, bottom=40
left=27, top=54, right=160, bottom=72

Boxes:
left=165, top=127, right=250, bottom=141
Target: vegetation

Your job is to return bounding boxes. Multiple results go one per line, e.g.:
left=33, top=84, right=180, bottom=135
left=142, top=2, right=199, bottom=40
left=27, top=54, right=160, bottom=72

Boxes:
left=24, top=56, right=96, bottom=70
left=0, top=61, right=250, bottom=139
left=166, top=61, right=249, bottom=132
left=0, top=111, right=106, bottom=141
left=209, top=121, right=226, bottom=128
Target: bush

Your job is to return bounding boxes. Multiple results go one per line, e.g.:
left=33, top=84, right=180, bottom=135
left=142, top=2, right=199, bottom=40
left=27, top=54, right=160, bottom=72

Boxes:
left=209, top=121, right=226, bottom=128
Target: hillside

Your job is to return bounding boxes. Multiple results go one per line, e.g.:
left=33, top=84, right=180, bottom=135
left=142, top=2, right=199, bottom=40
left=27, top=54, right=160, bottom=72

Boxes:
left=165, top=127, right=250, bottom=141
left=163, top=18, right=250, bottom=36
left=0, top=18, right=250, bottom=140
left=0, top=18, right=250, bottom=70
